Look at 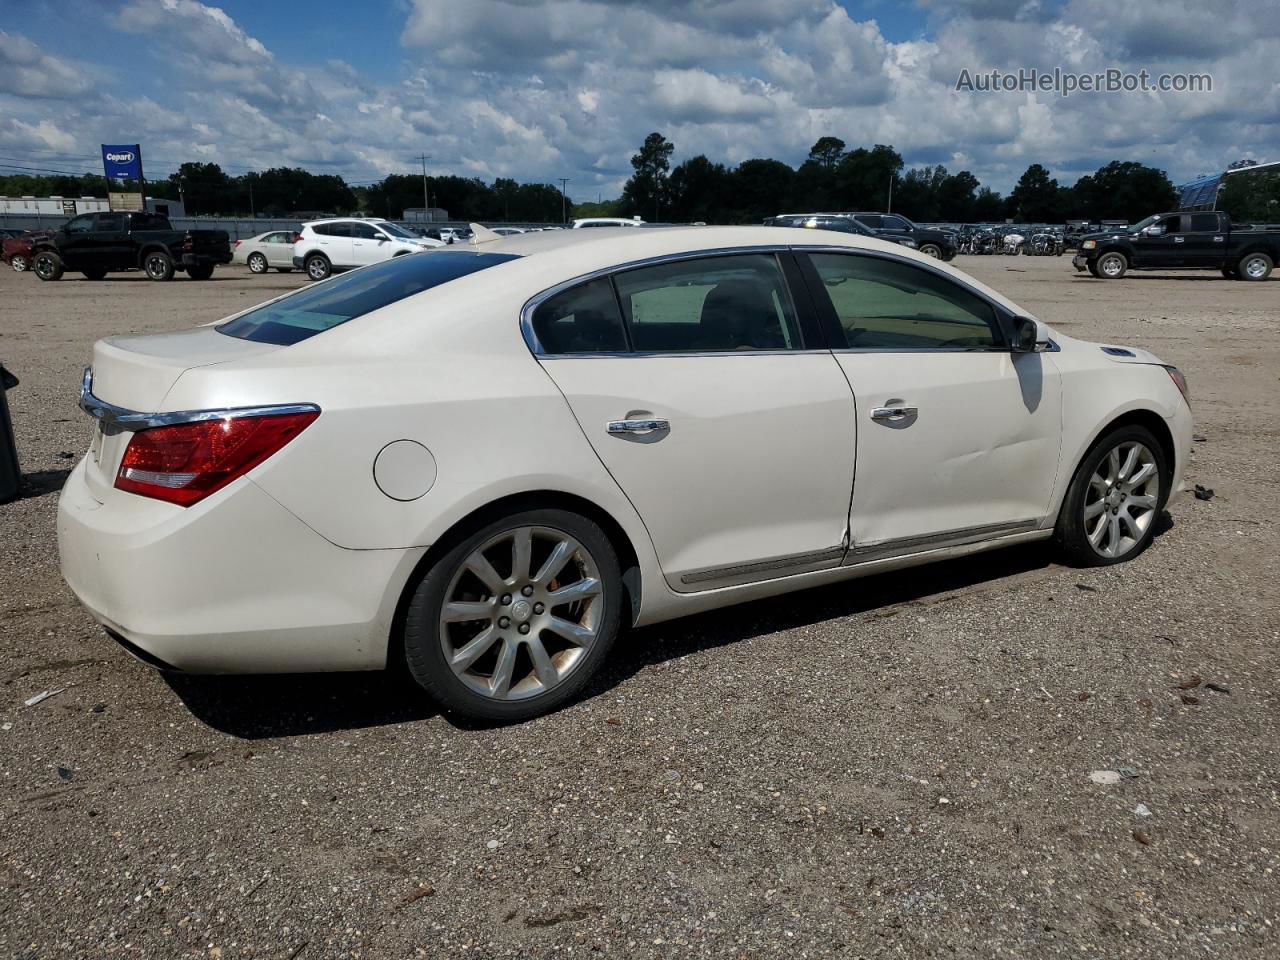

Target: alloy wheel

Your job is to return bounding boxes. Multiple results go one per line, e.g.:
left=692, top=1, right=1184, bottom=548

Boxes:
left=438, top=526, right=604, bottom=701
left=33, top=254, right=58, bottom=279
left=1083, top=440, right=1160, bottom=559
left=11, top=255, right=28, bottom=272
left=248, top=253, right=267, bottom=273
left=1100, top=255, right=1124, bottom=277
left=145, top=254, right=168, bottom=279
left=1243, top=256, right=1269, bottom=280
left=307, top=258, right=328, bottom=280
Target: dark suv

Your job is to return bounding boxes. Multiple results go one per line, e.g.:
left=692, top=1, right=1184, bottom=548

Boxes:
left=764, top=215, right=920, bottom=252
left=845, top=213, right=957, bottom=260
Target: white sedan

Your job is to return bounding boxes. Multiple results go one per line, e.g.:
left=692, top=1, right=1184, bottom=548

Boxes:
left=231, top=230, right=297, bottom=274
left=59, top=226, right=1192, bottom=721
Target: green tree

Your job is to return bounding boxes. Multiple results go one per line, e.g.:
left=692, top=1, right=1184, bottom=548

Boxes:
left=727, top=158, right=795, bottom=223
left=621, top=132, right=675, bottom=220
left=1069, top=161, right=1177, bottom=222
left=667, top=155, right=732, bottom=223
left=1007, top=163, right=1062, bottom=222
left=972, top=186, right=1005, bottom=221
left=807, top=137, right=846, bottom=168
left=834, top=144, right=903, bottom=211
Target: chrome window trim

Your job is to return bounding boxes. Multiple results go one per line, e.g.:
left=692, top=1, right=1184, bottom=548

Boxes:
left=78, top=368, right=320, bottom=432
left=520, top=242, right=1028, bottom=358
left=521, top=245, right=800, bottom=357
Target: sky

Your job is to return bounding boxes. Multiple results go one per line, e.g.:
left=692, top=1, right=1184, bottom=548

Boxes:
left=1, top=0, right=1276, bottom=202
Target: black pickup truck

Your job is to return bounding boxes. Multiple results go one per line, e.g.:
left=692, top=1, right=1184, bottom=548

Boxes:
left=31, top=211, right=232, bottom=282
left=846, top=212, right=958, bottom=261
left=1072, top=210, right=1280, bottom=280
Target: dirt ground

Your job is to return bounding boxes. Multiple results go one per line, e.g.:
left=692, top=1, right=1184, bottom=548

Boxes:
left=0, top=253, right=1277, bottom=959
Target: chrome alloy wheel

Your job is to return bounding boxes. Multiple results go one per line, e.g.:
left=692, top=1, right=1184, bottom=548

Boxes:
left=438, top=526, right=604, bottom=701
left=1099, top=254, right=1125, bottom=277
left=1243, top=255, right=1269, bottom=280
left=1083, top=440, right=1160, bottom=559
left=144, top=253, right=169, bottom=279
left=10, top=254, right=28, bottom=272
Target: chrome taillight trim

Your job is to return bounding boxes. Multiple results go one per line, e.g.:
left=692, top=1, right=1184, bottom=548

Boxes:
left=78, top=367, right=320, bottom=432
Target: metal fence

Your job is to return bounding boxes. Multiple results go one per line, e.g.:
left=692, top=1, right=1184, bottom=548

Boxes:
left=0, top=213, right=563, bottom=240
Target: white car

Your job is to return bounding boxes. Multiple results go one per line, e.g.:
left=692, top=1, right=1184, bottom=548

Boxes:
left=232, top=230, right=297, bottom=274
left=60, top=227, right=1192, bottom=721
left=572, top=217, right=644, bottom=228
left=292, top=218, right=445, bottom=281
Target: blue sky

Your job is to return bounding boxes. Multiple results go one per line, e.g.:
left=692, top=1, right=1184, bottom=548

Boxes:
left=1, top=0, right=1274, bottom=201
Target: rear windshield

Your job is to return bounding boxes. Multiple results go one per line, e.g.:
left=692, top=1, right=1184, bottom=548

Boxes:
left=217, top=251, right=520, bottom=345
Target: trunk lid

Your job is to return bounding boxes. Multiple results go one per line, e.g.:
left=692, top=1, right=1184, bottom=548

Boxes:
left=84, top=327, right=281, bottom=500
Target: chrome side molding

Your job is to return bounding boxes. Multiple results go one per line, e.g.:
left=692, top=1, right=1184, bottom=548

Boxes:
left=78, top=368, right=320, bottom=433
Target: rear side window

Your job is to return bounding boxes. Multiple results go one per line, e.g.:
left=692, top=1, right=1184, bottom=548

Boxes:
left=218, top=251, right=520, bottom=345
left=1189, top=213, right=1219, bottom=232
left=314, top=223, right=351, bottom=237
left=807, top=253, right=1000, bottom=350
left=614, top=254, right=803, bottom=353
left=531, top=278, right=628, bottom=354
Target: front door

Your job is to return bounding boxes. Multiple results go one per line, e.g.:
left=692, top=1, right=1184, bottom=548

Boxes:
left=350, top=222, right=387, bottom=266
left=264, top=232, right=294, bottom=266
left=59, top=214, right=97, bottom=269
left=798, top=251, right=1062, bottom=556
left=531, top=252, right=858, bottom=590
left=1130, top=214, right=1183, bottom=267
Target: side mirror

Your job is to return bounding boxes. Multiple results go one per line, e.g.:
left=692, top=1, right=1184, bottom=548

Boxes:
left=1143, top=225, right=1164, bottom=237
left=1011, top=315, right=1046, bottom=353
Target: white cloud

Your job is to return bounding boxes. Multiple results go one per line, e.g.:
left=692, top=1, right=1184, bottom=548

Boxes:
left=0, top=0, right=1275, bottom=200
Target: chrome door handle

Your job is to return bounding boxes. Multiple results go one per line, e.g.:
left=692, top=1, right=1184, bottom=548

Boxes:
left=607, top=418, right=669, bottom=436
left=1173, top=237, right=1184, bottom=243
left=870, top=405, right=918, bottom=422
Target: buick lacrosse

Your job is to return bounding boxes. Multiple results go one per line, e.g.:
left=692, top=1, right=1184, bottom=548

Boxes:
left=59, top=226, right=1192, bottom=720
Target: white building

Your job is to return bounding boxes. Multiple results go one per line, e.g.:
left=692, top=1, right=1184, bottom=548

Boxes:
left=0, top=195, right=187, bottom=218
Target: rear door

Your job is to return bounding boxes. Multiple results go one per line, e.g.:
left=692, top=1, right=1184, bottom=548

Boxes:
left=531, top=251, right=858, bottom=591
left=263, top=232, right=294, bottom=266
left=798, top=250, right=1062, bottom=554
left=1181, top=212, right=1227, bottom=267
left=312, top=222, right=353, bottom=267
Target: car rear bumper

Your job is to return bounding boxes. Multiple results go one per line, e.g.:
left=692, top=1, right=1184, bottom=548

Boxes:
left=57, top=458, right=423, bottom=674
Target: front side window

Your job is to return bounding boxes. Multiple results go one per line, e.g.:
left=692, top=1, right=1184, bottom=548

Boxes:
left=218, top=251, right=520, bottom=345
left=349, top=222, right=379, bottom=240
left=613, top=254, right=803, bottom=352
left=807, top=253, right=1001, bottom=350
left=66, top=215, right=94, bottom=235
left=882, top=216, right=913, bottom=231
left=530, top=277, right=628, bottom=354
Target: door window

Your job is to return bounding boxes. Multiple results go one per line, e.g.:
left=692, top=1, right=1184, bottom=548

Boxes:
left=350, top=222, right=380, bottom=240
left=66, top=215, right=94, bottom=235
left=856, top=215, right=883, bottom=229
left=613, top=254, right=803, bottom=352
left=530, top=278, right=628, bottom=354
left=882, top=216, right=913, bottom=231
left=1154, top=215, right=1181, bottom=235
left=96, top=214, right=127, bottom=232
left=1188, top=213, right=1219, bottom=232
left=807, top=253, right=1001, bottom=350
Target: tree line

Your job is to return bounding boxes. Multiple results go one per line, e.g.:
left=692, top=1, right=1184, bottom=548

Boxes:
left=0, top=163, right=572, bottom=222
left=612, top=132, right=1181, bottom=224
left=2, top=139, right=1190, bottom=225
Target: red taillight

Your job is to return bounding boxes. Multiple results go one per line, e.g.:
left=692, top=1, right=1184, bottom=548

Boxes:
left=292, top=232, right=303, bottom=243
left=182, top=232, right=194, bottom=251
left=115, top=411, right=318, bottom=506
left=233, top=239, right=241, bottom=249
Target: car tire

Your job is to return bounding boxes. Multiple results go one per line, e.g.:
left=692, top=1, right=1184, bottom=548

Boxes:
left=247, top=252, right=268, bottom=274
left=10, top=254, right=29, bottom=272
left=81, top=268, right=107, bottom=281
left=305, top=254, right=331, bottom=281
left=1096, top=252, right=1127, bottom=279
left=1087, top=262, right=1101, bottom=278
left=1237, top=252, right=1272, bottom=281
left=919, top=243, right=942, bottom=259
left=142, top=251, right=175, bottom=281
left=402, top=507, right=623, bottom=722
left=32, top=251, right=64, bottom=281
left=1054, top=424, right=1169, bottom=568
left=187, top=264, right=215, bottom=281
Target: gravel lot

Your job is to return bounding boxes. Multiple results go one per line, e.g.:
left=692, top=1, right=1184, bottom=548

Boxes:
left=1, top=254, right=1277, bottom=959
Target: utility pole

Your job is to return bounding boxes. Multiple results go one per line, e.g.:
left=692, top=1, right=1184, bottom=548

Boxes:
left=416, top=153, right=432, bottom=221
left=558, top=177, right=570, bottom=224
left=887, top=174, right=894, bottom=213
left=248, top=175, right=255, bottom=219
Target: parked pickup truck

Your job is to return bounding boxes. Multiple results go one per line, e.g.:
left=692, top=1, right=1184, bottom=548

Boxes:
left=30, top=211, right=232, bottom=282
left=1073, top=210, right=1280, bottom=280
